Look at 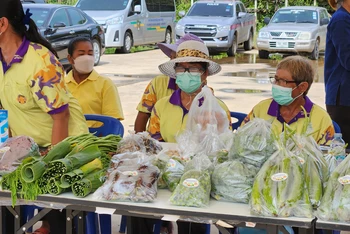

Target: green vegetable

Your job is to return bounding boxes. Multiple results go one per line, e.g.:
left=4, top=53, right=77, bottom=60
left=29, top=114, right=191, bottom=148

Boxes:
left=170, top=169, right=211, bottom=207
left=71, top=170, right=106, bottom=197
left=162, top=158, right=184, bottom=192
left=47, top=178, right=66, bottom=195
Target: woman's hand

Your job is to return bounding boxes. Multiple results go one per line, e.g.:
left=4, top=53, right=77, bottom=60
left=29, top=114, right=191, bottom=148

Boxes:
left=50, top=108, right=70, bottom=145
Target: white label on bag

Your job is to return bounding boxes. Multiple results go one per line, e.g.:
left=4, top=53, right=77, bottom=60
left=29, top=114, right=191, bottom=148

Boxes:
left=271, top=173, right=288, bottom=182
left=183, top=178, right=199, bottom=188
left=338, top=175, right=350, bottom=185
left=122, top=171, right=138, bottom=176
left=246, top=222, right=256, bottom=228
left=0, top=146, right=10, bottom=153
left=298, top=157, right=305, bottom=165
left=167, top=159, right=177, bottom=168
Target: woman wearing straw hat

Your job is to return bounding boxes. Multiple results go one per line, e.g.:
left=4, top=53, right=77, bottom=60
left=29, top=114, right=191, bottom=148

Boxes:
left=134, top=33, right=204, bottom=133
left=147, top=40, right=231, bottom=143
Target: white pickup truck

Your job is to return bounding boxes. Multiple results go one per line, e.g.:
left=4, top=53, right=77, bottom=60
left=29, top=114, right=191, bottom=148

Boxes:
left=175, top=0, right=256, bottom=56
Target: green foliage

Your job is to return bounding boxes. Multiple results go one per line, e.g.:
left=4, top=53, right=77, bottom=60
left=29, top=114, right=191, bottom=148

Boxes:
left=48, top=0, right=77, bottom=5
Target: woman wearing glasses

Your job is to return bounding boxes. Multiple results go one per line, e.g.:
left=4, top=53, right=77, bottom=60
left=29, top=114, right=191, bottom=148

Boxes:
left=147, top=40, right=231, bottom=143
left=243, top=55, right=334, bottom=145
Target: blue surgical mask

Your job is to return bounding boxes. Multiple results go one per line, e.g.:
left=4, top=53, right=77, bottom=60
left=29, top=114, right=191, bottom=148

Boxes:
left=272, top=84, right=303, bottom=106
left=176, top=72, right=202, bottom=94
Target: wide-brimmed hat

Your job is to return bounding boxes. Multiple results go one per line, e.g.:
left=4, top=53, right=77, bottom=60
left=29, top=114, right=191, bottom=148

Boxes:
left=157, top=33, right=204, bottom=58
left=158, top=40, right=221, bottom=78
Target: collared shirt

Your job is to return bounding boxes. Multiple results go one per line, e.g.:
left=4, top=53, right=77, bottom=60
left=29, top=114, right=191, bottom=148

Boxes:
left=324, top=6, right=350, bottom=106
left=242, top=97, right=335, bottom=145
left=148, top=89, right=232, bottom=143
left=0, top=38, right=88, bottom=147
left=65, top=70, right=124, bottom=127
left=137, top=75, right=176, bottom=114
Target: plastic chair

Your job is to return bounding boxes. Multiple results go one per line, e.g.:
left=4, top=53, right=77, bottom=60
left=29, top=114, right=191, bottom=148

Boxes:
left=332, top=120, right=341, bottom=134
left=84, top=114, right=124, bottom=234
left=230, top=112, right=247, bottom=131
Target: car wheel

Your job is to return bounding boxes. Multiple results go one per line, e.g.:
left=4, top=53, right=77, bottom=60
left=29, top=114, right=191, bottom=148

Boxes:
left=164, top=28, right=172, bottom=44
left=227, top=35, right=238, bottom=56
left=92, top=39, right=101, bottom=66
left=258, top=50, right=270, bottom=59
left=121, top=32, right=133, bottom=53
left=309, top=39, right=319, bottom=60
left=244, top=31, right=253, bottom=51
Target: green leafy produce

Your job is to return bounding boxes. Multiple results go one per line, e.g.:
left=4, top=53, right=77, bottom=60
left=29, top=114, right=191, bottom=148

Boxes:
left=72, top=169, right=106, bottom=198
left=318, top=155, right=350, bottom=222
left=229, top=118, right=277, bottom=168
left=47, top=178, right=66, bottom=195
left=170, top=169, right=211, bottom=207
left=211, top=160, right=258, bottom=203
left=250, top=131, right=313, bottom=218
left=162, top=158, right=184, bottom=192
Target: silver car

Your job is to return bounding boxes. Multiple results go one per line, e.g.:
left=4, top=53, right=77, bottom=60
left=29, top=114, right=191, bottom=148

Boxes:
left=257, top=6, right=330, bottom=60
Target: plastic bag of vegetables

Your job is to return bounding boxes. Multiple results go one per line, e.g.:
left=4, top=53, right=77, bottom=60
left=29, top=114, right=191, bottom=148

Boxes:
left=287, top=134, right=329, bottom=208
left=170, top=155, right=212, bottom=207
left=211, top=160, right=258, bottom=203
left=229, top=118, right=277, bottom=168
left=93, top=152, right=160, bottom=202
left=250, top=135, right=313, bottom=218
left=176, top=86, right=231, bottom=158
left=317, top=155, right=350, bottom=222
left=116, top=131, right=162, bottom=155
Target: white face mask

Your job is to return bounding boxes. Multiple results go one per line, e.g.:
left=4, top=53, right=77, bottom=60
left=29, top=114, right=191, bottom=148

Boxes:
left=73, top=55, right=94, bottom=74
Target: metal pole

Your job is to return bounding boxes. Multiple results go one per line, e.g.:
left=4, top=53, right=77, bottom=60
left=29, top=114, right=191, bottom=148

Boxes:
left=191, top=0, right=193, bottom=6
left=285, top=0, right=288, bottom=7
left=254, top=0, right=258, bottom=18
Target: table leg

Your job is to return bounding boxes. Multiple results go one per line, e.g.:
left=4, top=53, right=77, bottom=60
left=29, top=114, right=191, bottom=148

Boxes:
left=216, top=225, right=232, bottom=234
left=16, top=208, right=51, bottom=234
left=77, top=211, right=85, bottom=234
left=126, top=216, right=132, bottom=234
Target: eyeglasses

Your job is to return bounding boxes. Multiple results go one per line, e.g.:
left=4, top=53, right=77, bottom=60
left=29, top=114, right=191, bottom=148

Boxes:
left=270, top=77, right=299, bottom=85
left=175, top=66, right=205, bottom=75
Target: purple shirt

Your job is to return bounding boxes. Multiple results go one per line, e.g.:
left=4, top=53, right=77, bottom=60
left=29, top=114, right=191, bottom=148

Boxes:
left=267, top=96, right=314, bottom=125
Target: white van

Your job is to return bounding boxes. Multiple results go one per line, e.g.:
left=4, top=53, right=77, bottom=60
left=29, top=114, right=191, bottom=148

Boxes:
left=76, top=0, right=176, bottom=53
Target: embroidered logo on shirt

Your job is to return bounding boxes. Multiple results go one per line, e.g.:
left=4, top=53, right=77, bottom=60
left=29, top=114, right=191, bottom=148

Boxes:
left=13, top=55, right=24, bottom=61
left=17, top=95, right=27, bottom=104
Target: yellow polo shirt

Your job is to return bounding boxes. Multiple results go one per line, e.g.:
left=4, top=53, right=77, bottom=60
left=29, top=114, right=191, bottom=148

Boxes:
left=65, top=70, right=124, bottom=127
left=148, top=89, right=232, bottom=143
left=137, top=75, right=176, bottom=114
left=242, top=97, right=335, bottom=145
left=0, top=40, right=88, bottom=147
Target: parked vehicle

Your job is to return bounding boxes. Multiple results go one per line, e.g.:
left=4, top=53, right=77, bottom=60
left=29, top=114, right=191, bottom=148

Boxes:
left=21, top=0, right=47, bottom=3
left=22, top=4, right=105, bottom=66
left=75, top=0, right=176, bottom=53
left=175, top=0, right=255, bottom=56
left=257, top=6, right=330, bottom=60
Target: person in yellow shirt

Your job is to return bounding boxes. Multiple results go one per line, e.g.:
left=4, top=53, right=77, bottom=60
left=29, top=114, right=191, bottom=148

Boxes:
left=0, top=1, right=88, bottom=233
left=243, top=55, right=334, bottom=145
left=65, top=37, right=124, bottom=127
left=134, top=33, right=204, bottom=132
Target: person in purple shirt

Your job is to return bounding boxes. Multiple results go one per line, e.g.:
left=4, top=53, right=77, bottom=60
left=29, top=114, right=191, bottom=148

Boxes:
left=324, top=0, right=350, bottom=147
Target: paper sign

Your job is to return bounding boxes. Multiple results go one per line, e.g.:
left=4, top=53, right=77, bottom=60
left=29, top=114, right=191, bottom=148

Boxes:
left=246, top=222, right=256, bottom=228
left=95, top=207, right=116, bottom=215
left=161, top=215, right=180, bottom=222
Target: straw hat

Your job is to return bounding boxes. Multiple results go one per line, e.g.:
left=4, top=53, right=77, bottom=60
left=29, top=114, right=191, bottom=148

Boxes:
left=157, top=33, right=204, bottom=58
left=158, top=40, right=221, bottom=78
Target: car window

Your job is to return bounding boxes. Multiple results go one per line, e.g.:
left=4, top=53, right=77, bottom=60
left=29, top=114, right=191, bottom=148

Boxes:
left=22, top=7, right=50, bottom=27
left=320, top=10, right=329, bottom=20
left=76, top=0, right=129, bottom=11
left=236, top=3, right=242, bottom=16
left=187, top=3, right=233, bottom=17
left=49, top=9, right=70, bottom=27
left=271, top=9, right=318, bottom=24
left=159, top=0, right=175, bottom=11
left=129, top=0, right=141, bottom=15
left=67, top=8, right=86, bottom=26
left=239, top=3, right=246, bottom=13
left=146, top=0, right=159, bottom=12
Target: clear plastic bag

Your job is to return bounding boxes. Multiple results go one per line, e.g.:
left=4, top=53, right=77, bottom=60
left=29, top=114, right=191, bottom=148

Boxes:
left=250, top=145, right=313, bottom=218
left=0, top=136, right=39, bottom=174
left=287, top=134, right=329, bottom=208
left=323, top=154, right=337, bottom=175
left=116, top=131, right=162, bottom=155
left=229, top=118, right=277, bottom=168
left=94, top=151, right=160, bottom=202
left=317, top=155, right=350, bottom=222
left=211, top=160, right=258, bottom=203
left=170, top=155, right=212, bottom=207
left=176, top=86, right=231, bottom=158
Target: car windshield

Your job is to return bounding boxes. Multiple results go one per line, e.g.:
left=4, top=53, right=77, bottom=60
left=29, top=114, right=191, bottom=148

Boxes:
left=187, top=3, right=233, bottom=17
left=271, top=9, right=318, bottom=24
left=76, top=0, right=129, bottom=11
left=22, top=7, right=50, bottom=27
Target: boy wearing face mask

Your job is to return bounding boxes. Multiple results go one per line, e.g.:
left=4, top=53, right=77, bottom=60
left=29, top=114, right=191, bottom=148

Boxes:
left=65, top=37, right=124, bottom=127
left=242, top=55, right=334, bottom=145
